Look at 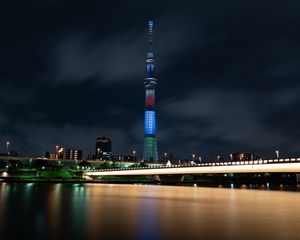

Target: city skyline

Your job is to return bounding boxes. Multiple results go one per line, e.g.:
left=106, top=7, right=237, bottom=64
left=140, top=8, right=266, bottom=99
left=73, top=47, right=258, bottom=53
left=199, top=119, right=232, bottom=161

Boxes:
left=0, top=1, right=300, bottom=159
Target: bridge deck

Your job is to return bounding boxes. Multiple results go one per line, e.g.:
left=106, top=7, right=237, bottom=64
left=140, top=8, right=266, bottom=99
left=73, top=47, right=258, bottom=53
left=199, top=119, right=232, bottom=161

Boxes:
left=85, top=158, right=300, bottom=176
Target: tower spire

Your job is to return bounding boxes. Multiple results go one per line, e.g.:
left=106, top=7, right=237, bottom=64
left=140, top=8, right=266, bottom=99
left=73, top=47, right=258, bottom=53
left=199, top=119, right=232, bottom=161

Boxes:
left=148, top=20, right=154, bottom=58
left=143, top=20, right=158, bottom=162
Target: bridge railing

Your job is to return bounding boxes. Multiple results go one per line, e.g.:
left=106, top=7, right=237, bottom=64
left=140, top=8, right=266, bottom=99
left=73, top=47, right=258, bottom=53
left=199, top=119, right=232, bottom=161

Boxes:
left=86, top=158, right=300, bottom=173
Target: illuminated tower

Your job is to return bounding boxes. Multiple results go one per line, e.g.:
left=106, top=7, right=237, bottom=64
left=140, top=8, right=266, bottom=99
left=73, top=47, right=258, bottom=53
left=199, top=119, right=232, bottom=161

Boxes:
left=143, top=20, right=158, bottom=162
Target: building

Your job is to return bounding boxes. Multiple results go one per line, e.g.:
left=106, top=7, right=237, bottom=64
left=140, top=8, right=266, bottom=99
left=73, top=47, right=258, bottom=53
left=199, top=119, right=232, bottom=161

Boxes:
left=0, top=151, right=19, bottom=157
left=45, top=152, right=56, bottom=159
left=232, top=152, right=252, bottom=161
left=143, top=20, right=158, bottom=162
left=95, top=137, right=112, bottom=160
left=65, top=149, right=82, bottom=160
left=50, top=147, right=82, bottom=160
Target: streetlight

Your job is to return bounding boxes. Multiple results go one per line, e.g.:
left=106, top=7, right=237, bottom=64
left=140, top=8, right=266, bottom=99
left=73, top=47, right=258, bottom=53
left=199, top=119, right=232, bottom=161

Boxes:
left=164, top=152, right=167, bottom=160
left=192, top=153, right=195, bottom=161
left=97, top=148, right=100, bottom=160
left=217, top=155, right=220, bottom=162
left=6, top=141, right=10, bottom=155
left=56, top=145, right=59, bottom=159
left=133, top=150, right=136, bottom=161
left=198, top=157, right=202, bottom=163
left=275, top=150, right=279, bottom=158
left=230, top=153, right=233, bottom=161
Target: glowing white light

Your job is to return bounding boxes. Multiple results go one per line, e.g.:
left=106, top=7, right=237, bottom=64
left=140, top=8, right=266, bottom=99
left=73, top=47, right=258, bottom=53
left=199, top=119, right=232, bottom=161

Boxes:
left=86, top=162, right=300, bottom=176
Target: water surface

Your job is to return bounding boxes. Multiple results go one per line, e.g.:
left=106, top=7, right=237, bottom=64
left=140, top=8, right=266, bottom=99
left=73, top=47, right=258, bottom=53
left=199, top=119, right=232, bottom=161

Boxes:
left=0, top=183, right=299, bottom=240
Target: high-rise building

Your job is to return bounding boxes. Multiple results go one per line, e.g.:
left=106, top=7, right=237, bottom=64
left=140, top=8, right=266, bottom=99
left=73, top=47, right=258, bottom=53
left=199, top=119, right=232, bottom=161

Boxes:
left=65, top=149, right=82, bottom=160
left=143, top=20, right=158, bottom=162
left=55, top=147, right=82, bottom=160
left=95, top=137, right=112, bottom=159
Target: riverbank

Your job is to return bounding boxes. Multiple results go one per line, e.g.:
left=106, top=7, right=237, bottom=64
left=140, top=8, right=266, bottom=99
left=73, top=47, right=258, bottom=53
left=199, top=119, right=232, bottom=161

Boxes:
left=1, top=177, right=299, bottom=191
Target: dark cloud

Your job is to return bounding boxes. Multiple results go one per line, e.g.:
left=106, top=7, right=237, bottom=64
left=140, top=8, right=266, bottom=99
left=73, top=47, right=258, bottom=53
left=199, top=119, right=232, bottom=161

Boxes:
left=51, top=13, right=200, bottom=85
left=0, top=0, right=299, bottom=159
left=161, top=87, right=296, bottom=154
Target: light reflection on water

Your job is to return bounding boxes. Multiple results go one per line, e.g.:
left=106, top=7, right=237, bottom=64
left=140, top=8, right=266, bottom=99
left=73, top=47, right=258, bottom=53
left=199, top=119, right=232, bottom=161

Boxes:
left=0, top=183, right=300, bottom=240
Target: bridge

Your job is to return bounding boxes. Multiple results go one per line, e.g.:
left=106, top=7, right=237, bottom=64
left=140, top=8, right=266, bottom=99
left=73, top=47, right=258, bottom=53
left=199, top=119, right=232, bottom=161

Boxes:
left=85, top=158, right=300, bottom=177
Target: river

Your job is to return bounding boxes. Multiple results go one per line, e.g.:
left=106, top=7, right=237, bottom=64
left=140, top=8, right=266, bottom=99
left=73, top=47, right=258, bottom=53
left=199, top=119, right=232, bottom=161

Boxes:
left=0, top=183, right=299, bottom=240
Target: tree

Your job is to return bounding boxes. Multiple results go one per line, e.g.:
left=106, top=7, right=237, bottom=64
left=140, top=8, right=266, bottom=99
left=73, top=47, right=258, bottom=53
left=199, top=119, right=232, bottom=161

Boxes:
left=32, top=160, right=49, bottom=169
left=100, top=162, right=110, bottom=169
left=110, top=162, right=118, bottom=168
left=0, top=160, right=6, bottom=169
left=129, top=163, right=139, bottom=168
left=8, top=160, right=24, bottom=169
left=78, top=161, right=91, bottom=169
left=139, top=162, right=148, bottom=167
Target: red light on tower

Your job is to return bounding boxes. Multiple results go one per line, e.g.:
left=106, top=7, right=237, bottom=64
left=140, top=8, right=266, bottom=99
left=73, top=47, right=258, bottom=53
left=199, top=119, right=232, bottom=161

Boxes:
left=146, top=95, right=154, bottom=106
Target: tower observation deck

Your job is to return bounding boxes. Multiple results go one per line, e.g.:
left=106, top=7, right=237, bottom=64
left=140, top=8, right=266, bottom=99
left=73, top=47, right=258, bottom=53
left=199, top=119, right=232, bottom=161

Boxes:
left=143, top=20, right=158, bottom=162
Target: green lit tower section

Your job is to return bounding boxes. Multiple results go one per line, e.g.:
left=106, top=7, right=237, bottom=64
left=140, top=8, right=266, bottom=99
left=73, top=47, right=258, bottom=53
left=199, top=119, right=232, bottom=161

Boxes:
left=143, top=20, right=158, bottom=162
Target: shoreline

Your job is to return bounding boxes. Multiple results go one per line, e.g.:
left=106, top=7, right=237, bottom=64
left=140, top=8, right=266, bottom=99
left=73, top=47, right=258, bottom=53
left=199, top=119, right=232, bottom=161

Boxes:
left=1, top=178, right=299, bottom=192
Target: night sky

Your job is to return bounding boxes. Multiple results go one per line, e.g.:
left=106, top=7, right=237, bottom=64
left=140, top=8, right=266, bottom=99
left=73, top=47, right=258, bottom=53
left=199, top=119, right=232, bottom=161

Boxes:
left=1, top=1, right=300, bottom=159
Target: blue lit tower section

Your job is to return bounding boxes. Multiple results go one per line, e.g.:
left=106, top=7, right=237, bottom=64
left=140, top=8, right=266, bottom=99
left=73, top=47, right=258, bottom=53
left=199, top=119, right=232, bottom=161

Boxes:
left=143, top=20, right=158, bottom=162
